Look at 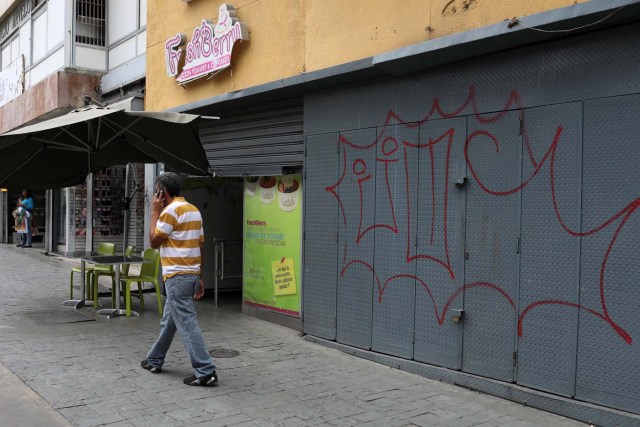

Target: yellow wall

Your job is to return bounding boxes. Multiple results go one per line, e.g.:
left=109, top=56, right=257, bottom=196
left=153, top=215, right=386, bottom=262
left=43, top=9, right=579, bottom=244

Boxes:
left=147, top=0, right=588, bottom=111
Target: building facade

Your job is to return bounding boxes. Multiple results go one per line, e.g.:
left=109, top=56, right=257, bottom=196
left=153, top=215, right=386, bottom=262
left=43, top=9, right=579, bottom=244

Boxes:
left=151, top=0, right=639, bottom=423
left=0, top=0, right=148, bottom=253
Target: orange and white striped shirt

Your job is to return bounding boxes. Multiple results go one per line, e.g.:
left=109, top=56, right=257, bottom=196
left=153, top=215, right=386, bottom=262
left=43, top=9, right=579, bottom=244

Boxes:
left=154, top=197, right=204, bottom=279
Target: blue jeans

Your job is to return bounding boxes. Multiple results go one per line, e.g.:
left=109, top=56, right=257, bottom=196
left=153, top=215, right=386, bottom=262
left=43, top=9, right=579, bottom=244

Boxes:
left=147, top=274, right=216, bottom=377
left=20, top=217, right=32, bottom=246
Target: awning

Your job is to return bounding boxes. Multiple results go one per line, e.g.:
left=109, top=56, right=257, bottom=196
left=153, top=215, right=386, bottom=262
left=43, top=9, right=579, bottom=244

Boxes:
left=0, top=97, right=211, bottom=189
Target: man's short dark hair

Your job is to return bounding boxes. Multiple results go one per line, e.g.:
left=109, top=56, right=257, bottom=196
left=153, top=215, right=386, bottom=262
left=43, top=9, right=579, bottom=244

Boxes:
left=156, top=172, right=181, bottom=197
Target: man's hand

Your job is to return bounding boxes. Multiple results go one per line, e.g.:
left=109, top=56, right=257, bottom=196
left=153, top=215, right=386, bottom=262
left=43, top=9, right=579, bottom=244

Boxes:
left=149, top=190, right=167, bottom=248
left=195, top=279, right=205, bottom=300
left=151, top=191, right=165, bottom=215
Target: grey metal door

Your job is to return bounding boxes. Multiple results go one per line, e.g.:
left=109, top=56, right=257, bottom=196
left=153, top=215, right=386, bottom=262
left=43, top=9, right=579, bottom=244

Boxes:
left=462, top=110, right=521, bottom=382
left=516, top=103, right=581, bottom=397
left=575, top=94, right=640, bottom=414
left=336, top=128, right=376, bottom=349
left=303, top=133, right=339, bottom=339
left=371, top=124, right=418, bottom=358
left=413, top=117, right=467, bottom=369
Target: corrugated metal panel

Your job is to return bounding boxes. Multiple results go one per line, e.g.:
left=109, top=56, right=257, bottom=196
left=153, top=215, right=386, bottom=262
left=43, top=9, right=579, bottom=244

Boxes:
left=336, top=128, right=376, bottom=350
left=517, top=103, right=581, bottom=397
left=303, top=133, right=339, bottom=339
left=576, top=94, right=640, bottom=414
left=199, top=98, right=304, bottom=176
left=462, top=111, right=521, bottom=382
left=371, top=124, right=418, bottom=359
left=302, top=19, right=640, bottom=418
left=413, top=116, right=466, bottom=370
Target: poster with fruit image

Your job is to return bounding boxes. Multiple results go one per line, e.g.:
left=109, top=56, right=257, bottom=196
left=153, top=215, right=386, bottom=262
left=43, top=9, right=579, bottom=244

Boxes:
left=243, top=174, right=302, bottom=316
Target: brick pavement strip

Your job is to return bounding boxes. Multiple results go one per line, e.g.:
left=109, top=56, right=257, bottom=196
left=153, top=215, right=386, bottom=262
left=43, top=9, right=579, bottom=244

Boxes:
left=0, top=244, right=587, bottom=427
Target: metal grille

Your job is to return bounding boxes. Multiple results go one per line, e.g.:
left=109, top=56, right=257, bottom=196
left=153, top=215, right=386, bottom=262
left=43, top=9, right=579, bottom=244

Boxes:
left=75, top=0, right=105, bottom=46
left=199, top=98, right=303, bottom=176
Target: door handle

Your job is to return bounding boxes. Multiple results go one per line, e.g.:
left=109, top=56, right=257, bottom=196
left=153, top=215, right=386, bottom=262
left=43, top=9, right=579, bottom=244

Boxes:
left=450, top=309, right=464, bottom=323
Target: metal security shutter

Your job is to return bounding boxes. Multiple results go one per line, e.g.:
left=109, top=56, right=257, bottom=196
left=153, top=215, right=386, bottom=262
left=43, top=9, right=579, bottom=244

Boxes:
left=199, top=98, right=303, bottom=176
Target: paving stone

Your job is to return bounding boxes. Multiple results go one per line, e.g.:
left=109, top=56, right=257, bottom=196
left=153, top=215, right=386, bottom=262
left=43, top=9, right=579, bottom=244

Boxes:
left=75, top=413, right=126, bottom=427
left=190, top=413, right=252, bottom=426
left=0, top=245, right=585, bottom=427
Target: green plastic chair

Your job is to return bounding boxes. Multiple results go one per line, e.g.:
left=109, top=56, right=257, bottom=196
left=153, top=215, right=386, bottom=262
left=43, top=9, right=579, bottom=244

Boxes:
left=91, top=245, right=135, bottom=308
left=69, top=242, right=116, bottom=300
left=119, top=248, right=163, bottom=317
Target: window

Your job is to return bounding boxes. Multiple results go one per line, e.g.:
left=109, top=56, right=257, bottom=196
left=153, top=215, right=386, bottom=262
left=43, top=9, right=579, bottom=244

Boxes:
left=32, top=11, right=47, bottom=62
left=108, top=0, right=136, bottom=44
left=139, top=0, right=147, bottom=27
left=1, top=35, right=19, bottom=70
left=76, top=0, right=105, bottom=46
left=10, top=36, right=19, bottom=63
left=1, top=45, right=9, bottom=70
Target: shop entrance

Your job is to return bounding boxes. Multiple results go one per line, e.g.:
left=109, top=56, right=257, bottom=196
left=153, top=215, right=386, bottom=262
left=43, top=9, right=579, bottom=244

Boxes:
left=192, top=97, right=304, bottom=321
left=181, top=177, right=244, bottom=310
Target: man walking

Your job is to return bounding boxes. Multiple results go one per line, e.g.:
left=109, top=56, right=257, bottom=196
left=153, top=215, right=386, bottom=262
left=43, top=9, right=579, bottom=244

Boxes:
left=141, top=172, right=218, bottom=386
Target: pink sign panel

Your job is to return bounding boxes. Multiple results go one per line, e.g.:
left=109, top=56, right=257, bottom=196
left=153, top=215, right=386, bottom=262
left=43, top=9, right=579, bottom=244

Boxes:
left=164, top=4, right=249, bottom=84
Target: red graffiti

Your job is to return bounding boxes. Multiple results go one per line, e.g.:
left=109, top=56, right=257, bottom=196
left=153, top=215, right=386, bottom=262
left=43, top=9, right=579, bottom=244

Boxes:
left=326, top=86, right=634, bottom=345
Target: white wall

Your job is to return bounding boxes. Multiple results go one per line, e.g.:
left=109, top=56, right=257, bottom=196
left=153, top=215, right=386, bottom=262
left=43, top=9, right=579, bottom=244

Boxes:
left=19, top=19, right=30, bottom=66
left=28, top=45, right=64, bottom=86
left=137, top=30, right=146, bottom=55
left=140, top=0, right=146, bottom=27
left=31, top=9, right=47, bottom=63
left=1, top=42, right=8, bottom=69
left=0, top=0, right=74, bottom=84
left=108, top=0, right=136, bottom=44
left=108, top=36, right=136, bottom=69
left=76, top=45, right=106, bottom=70
left=46, top=0, right=65, bottom=50
left=9, top=35, right=18, bottom=62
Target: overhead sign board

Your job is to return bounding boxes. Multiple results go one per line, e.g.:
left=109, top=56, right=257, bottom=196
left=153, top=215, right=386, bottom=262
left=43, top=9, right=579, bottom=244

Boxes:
left=0, top=55, right=24, bottom=108
left=165, top=3, right=249, bottom=84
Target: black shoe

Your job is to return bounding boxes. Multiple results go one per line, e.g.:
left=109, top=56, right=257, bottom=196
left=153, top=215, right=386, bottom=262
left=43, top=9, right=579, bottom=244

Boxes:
left=141, top=359, right=162, bottom=373
left=183, top=371, right=218, bottom=387
left=22, top=245, right=32, bottom=248
left=16, top=244, right=24, bottom=247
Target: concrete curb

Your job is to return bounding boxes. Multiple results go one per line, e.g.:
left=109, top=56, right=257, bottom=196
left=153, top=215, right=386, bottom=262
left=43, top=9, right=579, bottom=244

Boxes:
left=0, top=361, right=71, bottom=426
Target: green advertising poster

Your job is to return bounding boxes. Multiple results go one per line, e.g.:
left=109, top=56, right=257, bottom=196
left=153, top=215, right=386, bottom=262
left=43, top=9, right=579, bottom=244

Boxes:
left=243, top=174, right=302, bottom=316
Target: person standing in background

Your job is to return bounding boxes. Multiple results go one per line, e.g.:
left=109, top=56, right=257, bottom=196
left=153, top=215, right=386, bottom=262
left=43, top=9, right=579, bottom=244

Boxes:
left=16, top=189, right=33, bottom=248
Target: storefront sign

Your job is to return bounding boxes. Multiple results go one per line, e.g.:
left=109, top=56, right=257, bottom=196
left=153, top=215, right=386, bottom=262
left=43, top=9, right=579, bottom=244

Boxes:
left=0, top=55, right=24, bottom=108
left=243, top=175, right=302, bottom=316
left=165, top=3, right=249, bottom=84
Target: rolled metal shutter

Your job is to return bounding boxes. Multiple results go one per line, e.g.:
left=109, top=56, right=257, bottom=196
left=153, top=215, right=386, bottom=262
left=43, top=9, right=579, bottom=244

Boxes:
left=198, top=97, right=303, bottom=176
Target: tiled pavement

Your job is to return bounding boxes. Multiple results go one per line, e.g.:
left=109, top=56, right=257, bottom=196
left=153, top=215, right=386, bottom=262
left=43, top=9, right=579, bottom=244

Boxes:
left=0, top=243, right=584, bottom=427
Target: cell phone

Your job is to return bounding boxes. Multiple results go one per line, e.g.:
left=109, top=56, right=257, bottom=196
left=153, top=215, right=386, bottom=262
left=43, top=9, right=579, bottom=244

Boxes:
left=157, top=189, right=165, bottom=199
